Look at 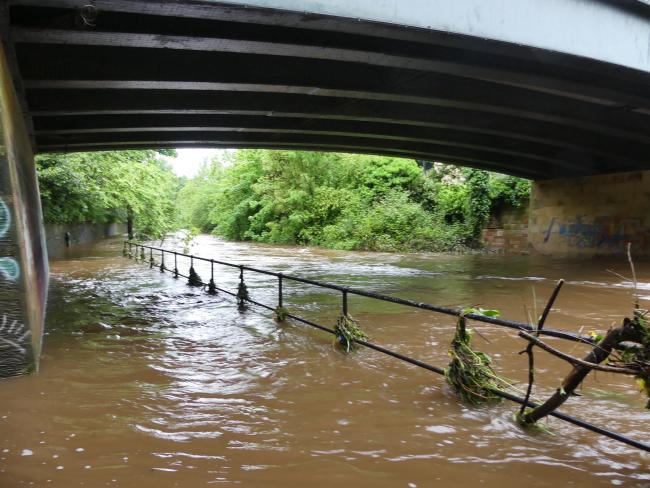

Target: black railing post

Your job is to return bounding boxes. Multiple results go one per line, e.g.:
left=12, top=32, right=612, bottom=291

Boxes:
left=173, top=252, right=179, bottom=278
left=149, top=248, right=154, bottom=268
left=237, top=265, right=248, bottom=310
left=160, top=249, right=165, bottom=272
left=140, top=245, right=145, bottom=261
left=207, top=260, right=217, bottom=294
left=342, top=289, right=348, bottom=316
left=278, top=273, right=283, bottom=308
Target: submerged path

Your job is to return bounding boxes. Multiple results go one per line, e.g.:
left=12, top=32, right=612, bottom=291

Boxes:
left=1, top=235, right=648, bottom=486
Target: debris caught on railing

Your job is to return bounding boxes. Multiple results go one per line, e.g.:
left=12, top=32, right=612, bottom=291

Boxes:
left=517, top=244, right=650, bottom=427
left=445, top=309, right=509, bottom=405
left=274, top=306, right=289, bottom=323
left=237, top=267, right=249, bottom=310
left=188, top=257, right=203, bottom=287
left=187, top=266, right=202, bottom=287
left=519, top=315, right=649, bottom=425
left=335, top=314, right=367, bottom=353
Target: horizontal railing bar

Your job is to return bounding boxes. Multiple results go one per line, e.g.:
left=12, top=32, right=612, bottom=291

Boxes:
left=130, top=241, right=589, bottom=343
left=126, top=243, right=650, bottom=453
left=490, top=389, right=649, bottom=451
left=227, top=292, right=650, bottom=451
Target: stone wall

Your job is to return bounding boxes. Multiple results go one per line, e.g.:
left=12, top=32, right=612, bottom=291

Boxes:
left=529, top=171, right=650, bottom=256
left=45, top=222, right=127, bottom=259
left=481, top=204, right=529, bottom=255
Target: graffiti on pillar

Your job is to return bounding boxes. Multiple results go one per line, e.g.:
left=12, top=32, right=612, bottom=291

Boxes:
left=0, top=314, right=29, bottom=355
left=0, top=196, right=28, bottom=371
left=0, top=199, right=19, bottom=280
left=543, top=216, right=649, bottom=250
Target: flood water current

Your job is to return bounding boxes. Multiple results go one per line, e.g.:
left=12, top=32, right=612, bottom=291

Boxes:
left=1, top=235, right=649, bottom=487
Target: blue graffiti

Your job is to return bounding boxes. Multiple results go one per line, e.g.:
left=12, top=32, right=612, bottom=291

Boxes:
left=0, top=199, right=9, bottom=236
left=544, top=215, right=645, bottom=249
left=0, top=258, right=20, bottom=280
left=0, top=199, right=20, bottom=280
left=0, top=314, right=28, bottom=355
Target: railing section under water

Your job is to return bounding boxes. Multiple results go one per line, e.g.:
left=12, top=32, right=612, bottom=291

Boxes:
left=124, top=241, right=650, bottom=453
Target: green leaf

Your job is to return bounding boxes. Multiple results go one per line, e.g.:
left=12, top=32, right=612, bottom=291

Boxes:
left=478, top=309, right=501, bottom=318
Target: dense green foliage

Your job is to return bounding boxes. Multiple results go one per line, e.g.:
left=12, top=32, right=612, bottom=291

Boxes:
left=36, top=150, right=180, bottom=239
left=178, top=150, right=530, bottom=252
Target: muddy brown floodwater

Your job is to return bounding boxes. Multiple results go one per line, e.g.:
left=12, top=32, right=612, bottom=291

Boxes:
left=1, top=235, right=649, bottom=487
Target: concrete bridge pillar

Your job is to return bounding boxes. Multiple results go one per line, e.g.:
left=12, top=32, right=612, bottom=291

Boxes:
left=528, top=171, right=650, bottom=257
left=0, top=42, right=48, bottom=377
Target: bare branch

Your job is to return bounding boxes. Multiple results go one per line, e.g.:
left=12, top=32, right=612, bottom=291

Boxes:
left=519, top=279, right=564, bottom=415
left=518, top=331, right=639, bottom=375
left=627, top=242, right=638, bottom=305
left=522, top=319, right=645, bottom=423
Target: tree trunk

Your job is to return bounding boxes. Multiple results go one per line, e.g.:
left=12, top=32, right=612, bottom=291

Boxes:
left=127, top=207, right=134, bottom=240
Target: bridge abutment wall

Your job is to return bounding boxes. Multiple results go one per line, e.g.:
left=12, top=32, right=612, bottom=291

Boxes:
left=529, top=171, right=650, bottom=257
left=0, top=42, right=48, bottom=377
left=46, top=222, right=127, bottom=259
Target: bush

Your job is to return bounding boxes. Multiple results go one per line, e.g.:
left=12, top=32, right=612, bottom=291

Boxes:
left=37, top=150, right=180, bottom=239
left=177, top=150, right=530, bottom=253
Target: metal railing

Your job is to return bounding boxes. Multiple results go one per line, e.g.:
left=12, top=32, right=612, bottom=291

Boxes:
left=124, top=240, right=650, bottom=453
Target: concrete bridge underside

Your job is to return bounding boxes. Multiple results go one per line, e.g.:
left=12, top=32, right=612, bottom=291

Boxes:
left=2, top=0, right=650, bottom=374
left=2, top=0, right=650, bottom=180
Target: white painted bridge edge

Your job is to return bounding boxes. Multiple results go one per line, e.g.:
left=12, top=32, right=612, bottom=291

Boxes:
left=217, top=0, right=650, bottom=74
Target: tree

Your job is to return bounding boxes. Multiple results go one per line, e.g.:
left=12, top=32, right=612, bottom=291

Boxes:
left=36, top=150, right=180, bottom=239
left=176, top=150, right=532, bottom=252
left=464, top=168, right=491, bottom=243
